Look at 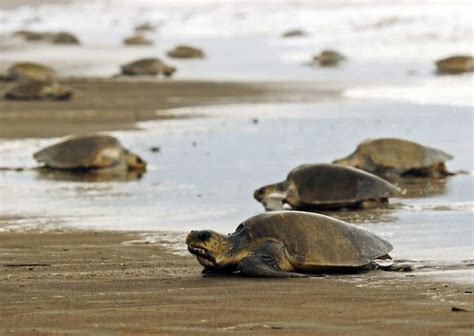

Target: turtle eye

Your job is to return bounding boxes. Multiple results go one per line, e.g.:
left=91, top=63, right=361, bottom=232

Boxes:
left=198, top=231, right=211, bottom=242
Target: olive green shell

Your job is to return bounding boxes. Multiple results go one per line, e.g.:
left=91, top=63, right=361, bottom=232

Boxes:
left=34, top=135, right=123, bottom=169
left=313, top=50, right=346, bottom=66
left=51, top=32, right=80, bottom=45
left=4, top=80, right=72, bottom=100
left=435, top=55, right=473, bottom=74
left=346, top=138, right=452, bottom=171
left=287, top=164, right=398, bottom=206
left=167, top=45, right=205, bottom=58
left=123, top=35, right=153, bottom=45
left=121, top=58, right=164, bottom=75
left=7, top=63, right=56, bottom=81
left=238, top=211, right=392, bottom=268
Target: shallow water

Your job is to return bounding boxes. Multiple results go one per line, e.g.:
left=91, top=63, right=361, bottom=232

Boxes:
left=0, top=99, right=472, bottom=282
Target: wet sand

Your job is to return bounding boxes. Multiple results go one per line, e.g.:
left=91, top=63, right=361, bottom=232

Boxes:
left=0, top=230, right=472, bottom=335
left=0, top=78, right=339, bottom=138
left=0, top=79, right=265, bottom=138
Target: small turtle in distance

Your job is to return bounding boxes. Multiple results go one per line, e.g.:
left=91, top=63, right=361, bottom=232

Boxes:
left=34, top=135, right=146, bottom=172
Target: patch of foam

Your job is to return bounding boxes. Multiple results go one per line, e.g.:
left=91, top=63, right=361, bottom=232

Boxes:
left=345, top=74, right=474, bottom=107
left=403, top=202, right=474, bottom=213
left=123, top=231, right=189, bottom=256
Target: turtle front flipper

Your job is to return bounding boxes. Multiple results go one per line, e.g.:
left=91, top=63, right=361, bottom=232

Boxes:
left=238, top=240, right=307, bottom=278
left=263, top=197, right=286, bottom=211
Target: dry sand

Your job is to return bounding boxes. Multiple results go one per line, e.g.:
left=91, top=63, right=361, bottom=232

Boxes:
left=0, top=230, right=472, bottom=335
left=0, top=78, right=473, bottom=335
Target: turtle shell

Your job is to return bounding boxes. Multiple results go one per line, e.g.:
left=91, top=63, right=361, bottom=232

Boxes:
left=356, top=138, right=453, bottom=171
left=287, top=163, right=398, bottom=206
left=34, top=135, right=124, bottom=169
left=7, top=63, right=56, bottom=81
left=167, top=45, right=204, bottom=58
left=121, top=58, right=163, bottom=75
left=435, top=55, right=474, bottom=74
left=4, top=80, right=72, bottom=100
left=239, top=211, right=392, bottom=268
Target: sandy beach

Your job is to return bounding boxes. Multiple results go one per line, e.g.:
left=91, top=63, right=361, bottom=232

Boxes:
left=0, top=77, right=473, bottom=335
left=0, top=230, right=472, bottom=335
left=0, top=0, right=473, bottom=334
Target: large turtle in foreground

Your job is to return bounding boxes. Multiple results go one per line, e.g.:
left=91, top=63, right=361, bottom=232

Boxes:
left=4, top=80, right=72, bottom=100
left=186, top=211, right=396, bottom=277
left=254, top=164, right=399, bottom=211
left=34, top=135, right=146, bottom=172
left=333, top=138, right=453, bottom=179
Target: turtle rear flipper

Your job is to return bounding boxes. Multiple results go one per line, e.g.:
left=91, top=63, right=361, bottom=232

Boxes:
left=238, top=241, right=307, bottom=278
left=374, top=259, right=414, bottom=272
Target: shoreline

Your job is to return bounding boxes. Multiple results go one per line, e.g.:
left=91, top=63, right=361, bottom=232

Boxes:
left=0, top=229, right=472, bottom=335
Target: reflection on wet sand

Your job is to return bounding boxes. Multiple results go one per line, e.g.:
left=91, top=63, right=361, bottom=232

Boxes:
left=396, top=177, right=448, bottom=198
left=35, top=168, right=144, bottom=182
left=321, top=208, right=398, bottom=224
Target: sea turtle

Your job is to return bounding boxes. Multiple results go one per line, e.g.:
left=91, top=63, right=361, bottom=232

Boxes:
left=11, top=30, right=49, bottom=41
left=4, top=80, right=72, bottom=100
left=123, top=35, right=153, bottom=46
left=313, top=50, right=346, bottom=66
left=6, top=62, right=56, bottom=81
left=167, top=45, right=205, bottom=59
left=186, top=211, right=396, bottom=277
left=281, top=29, right=307, bottom=38
left=134, top=23, right=156, bottom=32
left=120, top=58, right=176, bottom=77
left=33, top=135, right=147, bottom=171
left=333, top=138, right=453, bottom=179
left=51, top=32, right=80, bottom=45
left=435, top=55, right=473, bottom=74
left=254, top=163, right=399, bottom=211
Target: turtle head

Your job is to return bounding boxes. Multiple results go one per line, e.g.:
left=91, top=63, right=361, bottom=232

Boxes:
left=253, top=182, right=288, bottom=211
left=123, top=150, right=147, bottom=171
left=333, top=152, right=364, bottom=170
left=186, top=230, right=234, bottom=269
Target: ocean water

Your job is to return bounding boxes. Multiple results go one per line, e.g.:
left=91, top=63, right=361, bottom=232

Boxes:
left=0, top=100, right=472, bottom=268
left=0, top=0, right=472, bottom=106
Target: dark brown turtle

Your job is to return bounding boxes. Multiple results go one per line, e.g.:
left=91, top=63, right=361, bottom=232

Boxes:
left=333, top=138, right=453, bottom=179
left=4, top=80, right=72, bottom=100
left=254, top=163, right=399, bottom=211
left=281, top=29, right=307, bottom=38
left=33, top=135, right=146, bottom=172
left=51, top=32, right=80, bottom=45
left=120, top=58, right=176, bottom=77
left=435, top=55, right=473, bottom=74
left=186, top=211, right=396, bottom=277
left=313, top=50, right=346, bottom=66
